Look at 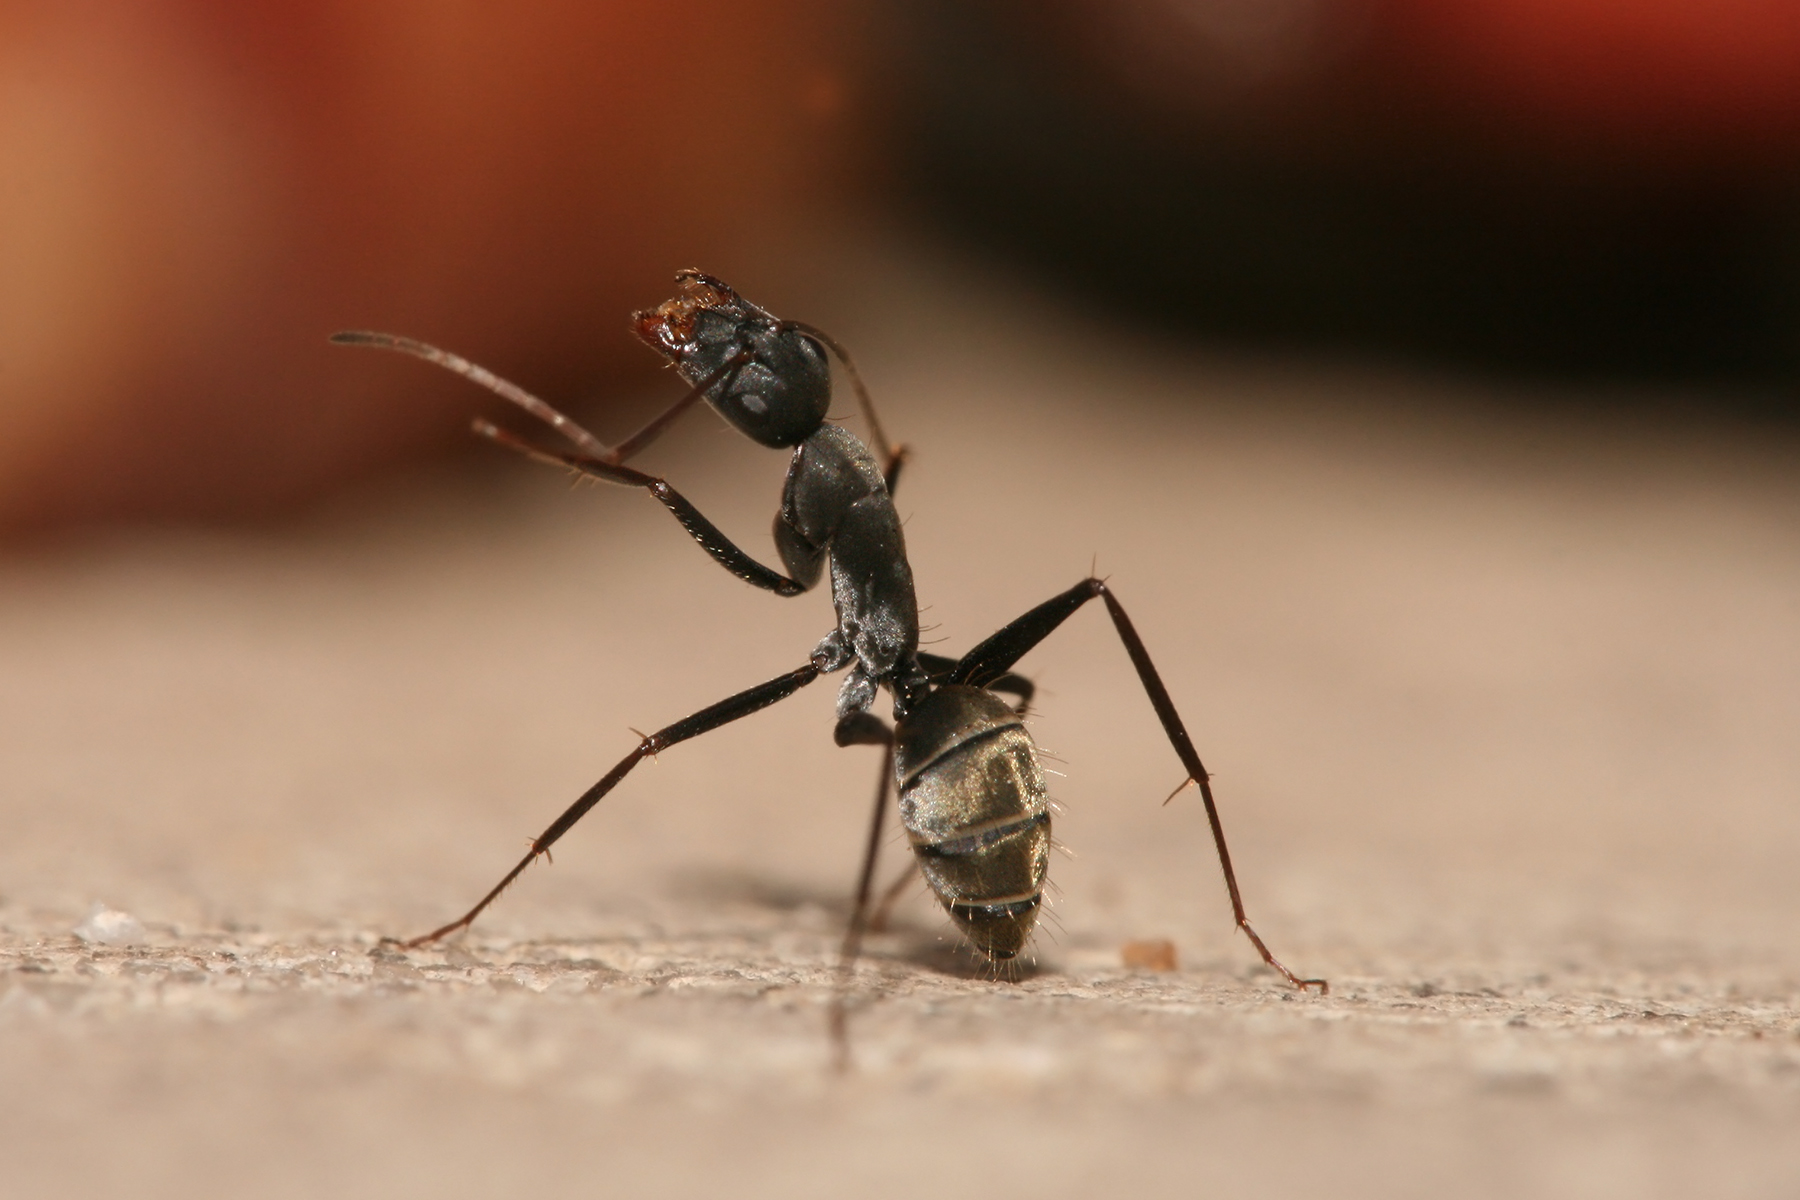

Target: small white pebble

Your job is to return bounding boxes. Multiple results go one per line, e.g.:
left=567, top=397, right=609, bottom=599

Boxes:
left=75, top=903, right=146, bottom=946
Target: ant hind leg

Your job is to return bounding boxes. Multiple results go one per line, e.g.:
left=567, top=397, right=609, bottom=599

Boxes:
left=945, top=577, right=1327, bottom=994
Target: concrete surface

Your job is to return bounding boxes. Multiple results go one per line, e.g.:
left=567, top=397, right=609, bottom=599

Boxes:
left=3, top=256, right=1798, bottom=1198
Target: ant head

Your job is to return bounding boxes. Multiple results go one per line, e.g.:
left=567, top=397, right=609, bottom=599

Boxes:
left=632, top=270, right=830, bottom=448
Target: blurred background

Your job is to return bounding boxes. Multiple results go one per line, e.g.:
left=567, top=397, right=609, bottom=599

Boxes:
left=5, top=7, right=1800, bottom=1195
left=3, top=0, right=1800, bottom=529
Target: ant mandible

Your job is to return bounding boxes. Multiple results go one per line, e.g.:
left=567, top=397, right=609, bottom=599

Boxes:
left=333, top=271, right=1326, bottom=1059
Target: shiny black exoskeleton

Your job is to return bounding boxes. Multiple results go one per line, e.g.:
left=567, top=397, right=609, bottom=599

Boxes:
left=334, top=272, right=1324, bottom=1059
left=630, top=273, right=834, bottom=449
left=629, top=275, right=928, bottom=735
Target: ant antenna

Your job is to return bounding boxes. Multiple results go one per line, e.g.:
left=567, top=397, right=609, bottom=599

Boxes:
left=333, top=331, right=756, bottom=469
left=331, top=332, right=610, bottom=459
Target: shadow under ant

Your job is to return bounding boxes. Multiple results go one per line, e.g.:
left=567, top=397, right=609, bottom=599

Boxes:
left=671, top=867, right=1048, bottom=982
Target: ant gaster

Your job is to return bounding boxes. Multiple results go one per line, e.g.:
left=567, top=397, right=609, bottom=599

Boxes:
left=333, top=271, right=1325, bottom=1057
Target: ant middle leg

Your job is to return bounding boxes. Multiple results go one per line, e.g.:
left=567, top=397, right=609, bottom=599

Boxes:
left=393, top=660, right=823, bottom=949
left=947, top=578, right=1328, bottom=994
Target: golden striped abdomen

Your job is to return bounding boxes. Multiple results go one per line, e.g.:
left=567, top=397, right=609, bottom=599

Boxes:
left=894, top=686, right=1050, bottom=960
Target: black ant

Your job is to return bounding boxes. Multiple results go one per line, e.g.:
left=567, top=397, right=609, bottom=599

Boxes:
left=333, top=271, right=1326, bottom=1061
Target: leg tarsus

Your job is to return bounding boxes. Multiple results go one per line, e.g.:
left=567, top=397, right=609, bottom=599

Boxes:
left=398, top=848, right=538, bottom=948
left=1238, top=920, right=1329, bottom=994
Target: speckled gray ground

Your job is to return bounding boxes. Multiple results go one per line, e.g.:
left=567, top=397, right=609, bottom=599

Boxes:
left=4, top=253, right=1798, bottom=1198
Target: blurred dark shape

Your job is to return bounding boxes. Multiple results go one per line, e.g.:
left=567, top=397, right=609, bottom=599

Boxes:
left=0, top=2, right=853, bottom=532
left=882, top=0, right=1800, bottom=390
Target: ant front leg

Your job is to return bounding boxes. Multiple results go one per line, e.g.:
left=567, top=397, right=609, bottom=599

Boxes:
left=339, top=332, right=821, bottom=597
left=476, top=424, right=815, bottom=597
left=948, top=578, right=1328, bottom=994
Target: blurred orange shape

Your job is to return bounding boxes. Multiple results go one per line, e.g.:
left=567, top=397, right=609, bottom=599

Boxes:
left=1121, top=939, right=1179, bottom=972
left=0, top=2, right=848, bottom=531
